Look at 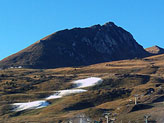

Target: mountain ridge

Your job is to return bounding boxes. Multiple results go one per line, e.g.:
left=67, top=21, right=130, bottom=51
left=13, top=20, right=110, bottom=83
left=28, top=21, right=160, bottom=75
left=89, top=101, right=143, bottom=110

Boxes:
left=145, top=45, right=164, bottom=55
left=0, top=22, right=150, bottom=69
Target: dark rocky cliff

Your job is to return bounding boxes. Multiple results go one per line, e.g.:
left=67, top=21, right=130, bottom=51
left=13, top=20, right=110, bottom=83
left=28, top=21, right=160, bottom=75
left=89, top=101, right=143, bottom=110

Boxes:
left=0, top=22, right=150, bottom=69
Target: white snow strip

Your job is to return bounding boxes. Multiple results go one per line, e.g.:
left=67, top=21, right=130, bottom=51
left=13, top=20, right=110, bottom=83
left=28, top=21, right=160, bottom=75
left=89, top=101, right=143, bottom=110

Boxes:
left=46, top=89, right=87, bottom=100
left=72, top=77, right=103, bottom=88
left=11, top=77, right=103, bottom=111
left=12, top=100, right=49, bottom=111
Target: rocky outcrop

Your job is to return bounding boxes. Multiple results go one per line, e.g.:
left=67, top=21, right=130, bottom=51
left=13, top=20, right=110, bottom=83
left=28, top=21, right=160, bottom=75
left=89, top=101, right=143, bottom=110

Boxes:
left=145, top=45, right=164, bottom=55
left=0, top=22, right=150, bottom=69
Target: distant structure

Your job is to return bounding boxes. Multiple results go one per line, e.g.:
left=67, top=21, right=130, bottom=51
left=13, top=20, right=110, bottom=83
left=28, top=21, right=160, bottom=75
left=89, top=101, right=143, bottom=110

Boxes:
left=104, top=112, right=111, bottom=123
left=67, top=114, right=92, bottom=123
left=134, top=94, right=139, bottom=105
left=144, top=115, right=151, bottom=123
left=104, top=112, right=116, bottom=123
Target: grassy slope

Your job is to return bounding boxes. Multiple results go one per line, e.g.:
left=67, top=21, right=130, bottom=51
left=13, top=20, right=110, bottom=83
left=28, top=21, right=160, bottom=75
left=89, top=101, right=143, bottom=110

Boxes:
left=0, top=54, right=164, bottom=122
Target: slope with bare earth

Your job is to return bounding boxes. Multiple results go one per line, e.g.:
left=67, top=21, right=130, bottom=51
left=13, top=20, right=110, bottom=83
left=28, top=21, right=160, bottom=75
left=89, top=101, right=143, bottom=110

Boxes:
left=0, top=54, right=164, bottom=122
left=145, top=45, right=164, bottom=55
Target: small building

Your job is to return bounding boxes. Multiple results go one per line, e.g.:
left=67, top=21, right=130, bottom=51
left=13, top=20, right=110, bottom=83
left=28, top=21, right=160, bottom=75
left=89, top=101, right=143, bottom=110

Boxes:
left=66, top=114, right=92, bottom=123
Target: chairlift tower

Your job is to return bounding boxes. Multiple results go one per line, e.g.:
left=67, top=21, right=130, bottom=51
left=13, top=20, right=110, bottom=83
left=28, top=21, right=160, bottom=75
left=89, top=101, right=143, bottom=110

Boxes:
left=144, top=115, right=151, bottom=123
left=134, top=94, right=139, bottom=105
left=104, top=113, right=111, bottom=123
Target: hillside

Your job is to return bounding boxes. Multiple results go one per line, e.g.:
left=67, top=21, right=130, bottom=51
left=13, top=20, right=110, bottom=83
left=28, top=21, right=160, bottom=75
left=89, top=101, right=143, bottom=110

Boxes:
left=145, top=45, right=164, bottom=55
left=0, top=54, right=164, bottom=122
left=0, top=22, right=149, bottom=69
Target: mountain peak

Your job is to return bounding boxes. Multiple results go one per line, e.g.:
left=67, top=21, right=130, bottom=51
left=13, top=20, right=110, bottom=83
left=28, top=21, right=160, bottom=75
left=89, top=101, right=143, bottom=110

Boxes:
left=103, top=21, right=116, bottom=26
left=145, top=45, right=164, bottom=54
left=153, top=45, right=160, bottom=48
left=0, top=22, right=149, bottom=69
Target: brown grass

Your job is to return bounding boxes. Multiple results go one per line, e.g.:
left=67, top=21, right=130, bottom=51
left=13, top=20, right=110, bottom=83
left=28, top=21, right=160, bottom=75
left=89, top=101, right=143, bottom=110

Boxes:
left=0, top=54, right=164, bottom=122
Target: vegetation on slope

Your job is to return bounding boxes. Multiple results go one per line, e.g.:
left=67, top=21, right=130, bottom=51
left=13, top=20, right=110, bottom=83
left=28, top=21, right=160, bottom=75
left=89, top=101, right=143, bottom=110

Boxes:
left=0, top=54, right=164, bottom=122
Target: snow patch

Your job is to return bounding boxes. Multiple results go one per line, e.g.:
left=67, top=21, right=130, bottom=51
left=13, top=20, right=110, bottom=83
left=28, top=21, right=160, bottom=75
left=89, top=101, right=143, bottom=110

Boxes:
left=46, top=89, right=87, bottom=100
left=12, top=100, right=49, bottom=111
left=11, top=77, right=103, bottom=111
left=72, top=77, right=103, bottom=88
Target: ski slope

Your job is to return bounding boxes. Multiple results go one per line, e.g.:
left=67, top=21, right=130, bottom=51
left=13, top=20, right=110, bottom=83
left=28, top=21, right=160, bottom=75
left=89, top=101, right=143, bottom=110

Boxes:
left=46, top=89, right=87, bottom=100
left=12, top=77, right=102, bottom=111
left=12, top=100, right=49, bottom=111
left=72, top=77, right=103, bottom=88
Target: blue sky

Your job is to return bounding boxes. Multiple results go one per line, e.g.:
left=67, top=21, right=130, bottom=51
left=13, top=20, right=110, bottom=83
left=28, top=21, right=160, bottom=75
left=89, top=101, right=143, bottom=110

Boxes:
left=0, top=0, right=164, bottom=60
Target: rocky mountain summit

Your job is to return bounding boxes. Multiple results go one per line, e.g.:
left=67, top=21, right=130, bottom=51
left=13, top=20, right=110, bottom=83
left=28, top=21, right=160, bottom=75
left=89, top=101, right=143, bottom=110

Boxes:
left=0, top=22, right=149, bottom=69
left=145, top=45, right=164, bottom=55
